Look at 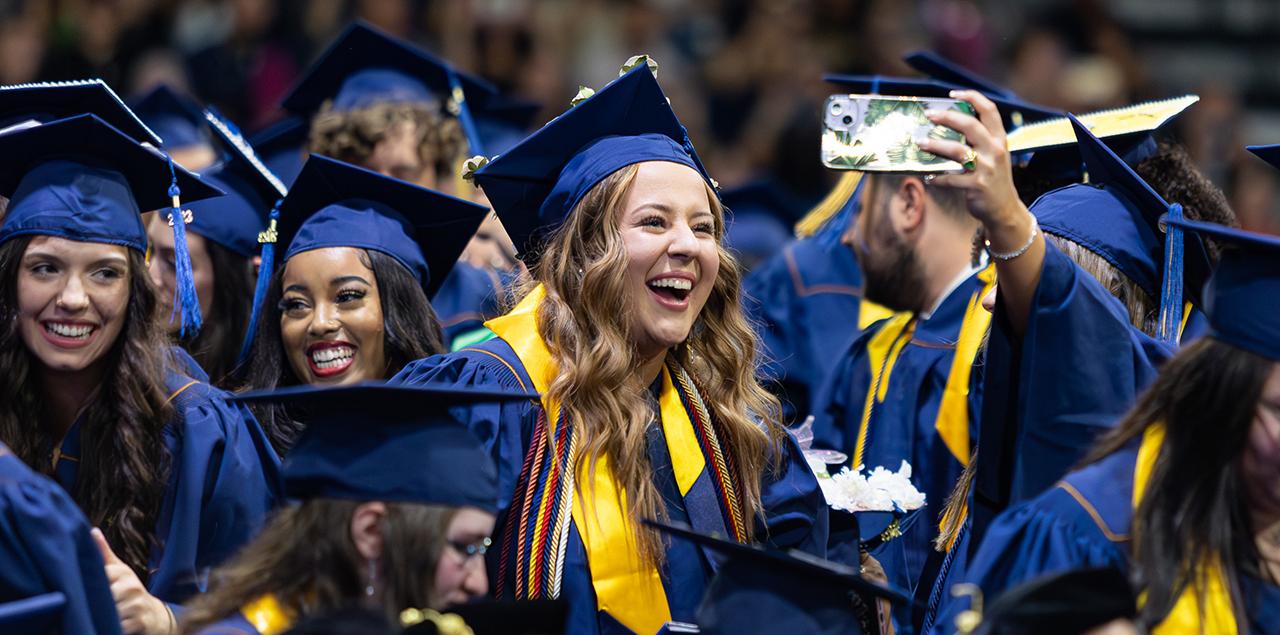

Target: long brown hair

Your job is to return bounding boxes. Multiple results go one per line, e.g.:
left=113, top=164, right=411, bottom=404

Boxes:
left=528, top=163, right=785, bottom=562
left=1084, top=337, right=1274, bottom=628
left=179, top=499, right=457, bottom=634
left=180, top=239, right=255, bottom=387
left=0, top=236, right=173, bottom=580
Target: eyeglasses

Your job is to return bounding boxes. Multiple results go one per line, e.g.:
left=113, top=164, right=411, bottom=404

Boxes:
left=448, top=536, right=492, bottom=560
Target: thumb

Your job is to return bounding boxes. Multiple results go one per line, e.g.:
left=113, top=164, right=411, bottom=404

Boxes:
left=91, top=528, right=122, bottom=565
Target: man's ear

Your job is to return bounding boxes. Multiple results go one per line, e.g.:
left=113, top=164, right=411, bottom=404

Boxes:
left=896, top=176, right=928, bottom=233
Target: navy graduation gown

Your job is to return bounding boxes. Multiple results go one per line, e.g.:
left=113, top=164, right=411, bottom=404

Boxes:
left=193, top=612, right=260, bottom=634
left=0, top=444, right=123, bottom=635
left=811, top=269, right=989, bottom=615
left=971, top=239, right=1173, bottom=546
left=50, top=350, right=282, bottom=605
left=393, top=338, right=828, bottom=635
left=743, top=233, right=868, bottom=424
left=933, top=443, right=1280, bottom=635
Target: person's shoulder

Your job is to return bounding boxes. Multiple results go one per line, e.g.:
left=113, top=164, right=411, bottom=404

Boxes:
left=394, top=337, right=533, bottom=393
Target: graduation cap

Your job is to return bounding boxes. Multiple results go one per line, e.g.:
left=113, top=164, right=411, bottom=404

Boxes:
left=647, top=519, right=913, bottom=635
left=823, top=74, right=1062, bottom=132
left=129, top=84, right=211, bottom=151
left=248, top=116, right=308, bottom=186
left=232, top=383, right=536, bottom=510
left=474, top=63, right=714, bottom=259
left=902, top=51, right=1063, bottom=127
left=187, top=108, right=288, bottom=257
left=281, top=21, right=497, bottom=155
left=0, top=114, right=223, bottom=334
left=0, top=79, right=161, bottom=146
left=274, top=154, right=486, bottom=295
left=968, top=568, right=1136, bottom=635
left=0, top=592, right=67, bottom=632
left=1029, top=114, right=1212, bottom=345
left=1162, top=211, right=1280, bottom=362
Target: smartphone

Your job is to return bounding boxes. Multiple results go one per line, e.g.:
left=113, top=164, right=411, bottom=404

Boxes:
left=821, top=94, right=976, bottom=172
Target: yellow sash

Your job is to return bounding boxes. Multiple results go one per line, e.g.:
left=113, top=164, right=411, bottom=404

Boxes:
left=852, top=314, right=916, bottom=467
left=485, top=285, right=707, bottom=634
left=239, top=594, right=295, bottom=635
left=934, top=264, right=997, bottom=467
left=857, top=299, right=896, bottom=330
left=1134, top=425, right=1238, bottom=634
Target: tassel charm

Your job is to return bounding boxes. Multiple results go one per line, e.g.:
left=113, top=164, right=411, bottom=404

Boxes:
left=237, top=201, right=283, bottom=369
left=165, top=157, right=202, bottom=337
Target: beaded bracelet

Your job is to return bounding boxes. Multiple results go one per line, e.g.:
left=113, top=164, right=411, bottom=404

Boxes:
left=985, top=215, right=1040, bottom=261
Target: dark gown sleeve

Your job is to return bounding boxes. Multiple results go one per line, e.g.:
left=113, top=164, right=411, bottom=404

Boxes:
left=148, top=380, right=282, bottom=604
left=929, top=486, right=1128, bottom=634
left=0, top=452, right=124, bottom=635
left=392, top=346, right=540, bottom=515
left=974, top=240, right=1171, bottom=541
left=758, top=431, right=829, bottom=557
left=809, top=327, right=873, bottom=455
left=191, top=612, right=260, bottom=635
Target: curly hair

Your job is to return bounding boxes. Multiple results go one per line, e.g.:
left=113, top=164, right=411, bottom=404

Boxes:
left=178, top=499, right=457, bottom=634
left=238, top=249, right=446, bottom=454
left=307, top=100, right=467, bottom=179
left=0, top=236, right=173, bottom=581
left=526, top=163, right=786, bottom=563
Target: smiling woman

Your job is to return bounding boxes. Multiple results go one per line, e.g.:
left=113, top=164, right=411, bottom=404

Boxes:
left=392, top=63, right=828, bottom=634
left=238, top=155, right=487, bottom=455
left=0, top=115, right=281, bottom=635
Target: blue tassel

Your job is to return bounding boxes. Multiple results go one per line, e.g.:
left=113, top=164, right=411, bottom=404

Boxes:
left=446, top=67, right=485, bottom=156
left=1158, top=203, right=1185, bottom=345
left=236, top=200, right=281, bottom=367
left=165, top=158, right=203, bottom=337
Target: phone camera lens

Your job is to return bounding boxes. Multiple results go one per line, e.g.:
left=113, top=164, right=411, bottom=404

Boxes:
left=842, top=115, right=853, bottom=125
left=830, top=102, right=843, bottom=115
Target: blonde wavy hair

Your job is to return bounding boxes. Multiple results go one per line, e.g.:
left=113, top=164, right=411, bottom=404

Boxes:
left=521, top=162, right=786, bottom=563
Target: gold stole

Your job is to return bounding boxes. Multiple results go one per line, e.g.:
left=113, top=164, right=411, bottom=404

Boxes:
left=485, top=285, right=708, bottom=634
left=239, top=594, right=295, bottom=635
left=1134, top=425, right=1238, bottom=634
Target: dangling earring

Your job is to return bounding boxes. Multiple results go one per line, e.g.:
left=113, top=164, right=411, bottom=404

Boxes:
left=365, top=558, right=378, bottom=597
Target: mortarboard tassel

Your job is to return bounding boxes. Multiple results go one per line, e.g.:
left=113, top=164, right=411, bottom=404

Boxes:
left=165, top=156, right=203, bottom=336
left=1158, top=203, right=1185, bottom=345
left=237, top=200, right=281, bottom=368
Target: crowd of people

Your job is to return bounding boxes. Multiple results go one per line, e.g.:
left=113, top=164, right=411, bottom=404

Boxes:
left=0, top=4, right=1277, bottom=635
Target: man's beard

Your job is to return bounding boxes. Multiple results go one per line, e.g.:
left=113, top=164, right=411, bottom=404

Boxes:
left=854, top=217, right=928, bottom=313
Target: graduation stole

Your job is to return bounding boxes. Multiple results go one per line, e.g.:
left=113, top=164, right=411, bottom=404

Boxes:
left=486, top=285, right=748, bottom=635
left=1133, top=424, right=1238, bottom=634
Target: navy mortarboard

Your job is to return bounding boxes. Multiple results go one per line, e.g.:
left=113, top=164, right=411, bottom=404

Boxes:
left=0, top=79, right=160, bottom=145
left=473, top=61, right=715, bottom=260
left=273, top=154, right=487, bottom=296
left=0, top=114, right=224, bottom=333
left=649, top=520, right=911, bottom=635
left=281, top=21, right=498, bottom=155
left=962, top=568, right=1137, bottom=635
left=1027, top=114, right=1212, bottom=344
left=248, top=116, right=308, bottom=187
left=130, top=84, right=213, bottom=154
left=902, top=50, right=1063, bottom=128
left=1163, top=206, right=1280, bottom=362
left=194, top=107, right=288, bottom=258
left=232, top=383, right=537, bottom=510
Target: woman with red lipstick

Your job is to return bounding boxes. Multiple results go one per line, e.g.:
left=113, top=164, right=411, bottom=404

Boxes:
left=393, top=63, right=827, bottom=634
left=238, top=155, right=487, bottom=454
left=0, top=115, right=281, bottom=635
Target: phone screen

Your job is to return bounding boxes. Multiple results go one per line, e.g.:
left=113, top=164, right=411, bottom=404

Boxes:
left=821, top=94, right=975, bottom=173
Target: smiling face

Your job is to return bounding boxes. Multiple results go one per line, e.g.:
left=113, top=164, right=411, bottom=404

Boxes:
left=145, top=212, right=215, bottom=334
left=430, top=507, right=496, bottom=609
left=279, top=247, right=387, bottom=385
left=16, top=236, right=131, bottom=374
left=619, top=161, right=721, bottom=360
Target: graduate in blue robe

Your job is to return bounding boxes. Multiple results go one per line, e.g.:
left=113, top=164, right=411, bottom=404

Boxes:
left=433, top=261, right=514, bottom=351
left=0, top=114, right=282, bottom=624
left=743, top=173, right=891, bottom=425
left=394, top=63, right=827, bottom=635
left=0, top=443, right=123, bottom=635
